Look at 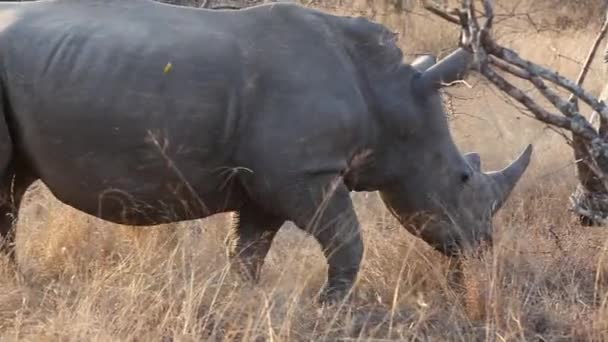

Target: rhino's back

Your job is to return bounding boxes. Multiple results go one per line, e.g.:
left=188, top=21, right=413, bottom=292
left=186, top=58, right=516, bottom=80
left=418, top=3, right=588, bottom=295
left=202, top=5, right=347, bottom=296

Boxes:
left=0, top=0, right=353, bottom=167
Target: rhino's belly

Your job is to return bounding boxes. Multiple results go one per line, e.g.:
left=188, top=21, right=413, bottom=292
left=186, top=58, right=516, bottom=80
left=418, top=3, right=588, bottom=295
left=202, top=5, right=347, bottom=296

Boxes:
left=18, top=113, right=243, bottom=225
left=37, top=158, right=245, bottom=226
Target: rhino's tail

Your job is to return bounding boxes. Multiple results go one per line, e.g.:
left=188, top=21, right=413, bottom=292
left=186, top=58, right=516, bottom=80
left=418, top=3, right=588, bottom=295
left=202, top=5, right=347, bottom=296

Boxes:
left=0, top=0, right=26, bottom=172
left=0, top=80, right=17, bottom=253
left=0, top=84, right=13, bottom=180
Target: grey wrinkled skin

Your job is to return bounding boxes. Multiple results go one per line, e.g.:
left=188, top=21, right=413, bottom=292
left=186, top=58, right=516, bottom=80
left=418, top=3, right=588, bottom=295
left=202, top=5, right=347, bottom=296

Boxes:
left=0, top=0, right=532, bottom=303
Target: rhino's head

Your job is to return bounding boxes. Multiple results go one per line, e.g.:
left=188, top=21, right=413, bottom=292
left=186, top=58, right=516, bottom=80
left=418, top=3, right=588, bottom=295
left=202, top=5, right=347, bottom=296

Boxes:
left=375, top=48, right=533, bottom=256
left=380, top=145, right=532, bottom=256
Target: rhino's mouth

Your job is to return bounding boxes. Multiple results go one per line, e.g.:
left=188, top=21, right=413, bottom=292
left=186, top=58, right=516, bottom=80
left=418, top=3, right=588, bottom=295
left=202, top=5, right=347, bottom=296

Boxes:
left=387, top=202, right=494, bottom=256
left=385, top=203, right=434, bottom=232
left=399, top=213, right=465, bottom=256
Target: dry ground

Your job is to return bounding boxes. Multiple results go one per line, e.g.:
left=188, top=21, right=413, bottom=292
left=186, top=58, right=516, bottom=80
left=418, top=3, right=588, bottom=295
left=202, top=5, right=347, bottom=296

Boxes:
left=2, top=1, right=608, bottom=341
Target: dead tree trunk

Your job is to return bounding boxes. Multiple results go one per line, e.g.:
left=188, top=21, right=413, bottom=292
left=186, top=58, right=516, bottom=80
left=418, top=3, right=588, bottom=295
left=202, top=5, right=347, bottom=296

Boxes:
left=571, top=43, right=608, bottom=225
left=426, top=0, right=608, bottom=226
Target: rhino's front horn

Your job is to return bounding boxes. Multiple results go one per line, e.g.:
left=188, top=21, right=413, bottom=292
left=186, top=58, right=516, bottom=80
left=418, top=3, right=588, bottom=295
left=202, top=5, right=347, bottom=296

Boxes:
left=487, top=144, right=533, bottom=213
left=416, top=48, right=472, bottom=91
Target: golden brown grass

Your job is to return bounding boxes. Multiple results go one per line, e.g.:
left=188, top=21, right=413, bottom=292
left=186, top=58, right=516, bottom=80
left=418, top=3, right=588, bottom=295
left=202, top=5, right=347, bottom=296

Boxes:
left=2, top=1, right=608, bottom=340
left=5, top=173, right=608, bottom=340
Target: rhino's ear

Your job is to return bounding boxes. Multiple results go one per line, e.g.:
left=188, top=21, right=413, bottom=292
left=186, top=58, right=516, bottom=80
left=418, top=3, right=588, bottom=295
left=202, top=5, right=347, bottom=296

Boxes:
left=464, top=152, right=481, bottom=171
left=415, top=48, right=472, bottom=92
left=411, top=54, right=437, bottom=72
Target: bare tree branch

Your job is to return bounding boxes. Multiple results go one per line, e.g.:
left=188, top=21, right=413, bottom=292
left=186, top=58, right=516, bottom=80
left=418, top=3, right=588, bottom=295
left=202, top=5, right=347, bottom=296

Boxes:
left=485, top=41, right=608, bottom=124
left=486, top=56, right=602, bottom=140
left=478, top=63, right=592, bottom=137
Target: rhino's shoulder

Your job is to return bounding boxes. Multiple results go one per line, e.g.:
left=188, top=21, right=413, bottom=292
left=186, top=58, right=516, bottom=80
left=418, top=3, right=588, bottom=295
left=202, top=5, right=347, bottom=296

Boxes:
left=333, top=15, right=405, bottom=71
left=242, top=2, right=331, bottom=25
left=245, top=4, right=402, bottom=59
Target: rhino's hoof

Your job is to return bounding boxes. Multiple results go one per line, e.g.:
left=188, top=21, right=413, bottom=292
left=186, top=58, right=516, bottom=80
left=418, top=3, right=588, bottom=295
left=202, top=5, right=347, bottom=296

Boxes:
left=317, top=285, right=352, bottom=305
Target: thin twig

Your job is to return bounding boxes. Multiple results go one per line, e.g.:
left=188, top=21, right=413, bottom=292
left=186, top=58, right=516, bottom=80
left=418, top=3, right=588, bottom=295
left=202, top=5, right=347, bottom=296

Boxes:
left=422, top=1, right=460, bottom=25
left=568, top=11, right=608, bottom=109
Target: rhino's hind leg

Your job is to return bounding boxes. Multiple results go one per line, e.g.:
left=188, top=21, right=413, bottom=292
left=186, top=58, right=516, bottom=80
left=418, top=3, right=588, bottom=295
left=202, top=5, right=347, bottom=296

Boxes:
left=0, top=166, right=36, bottom=257
left=228, top=204, right=284, bottom=282
left=0, top=90, right=22, bottom=257
left=0, top=175, right=14, bottom=252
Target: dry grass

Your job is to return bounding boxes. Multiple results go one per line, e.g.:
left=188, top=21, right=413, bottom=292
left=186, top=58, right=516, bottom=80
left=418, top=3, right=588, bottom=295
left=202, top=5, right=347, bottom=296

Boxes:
left=6, top=175, right=608, bottom=340
left=2, top=0, right=608, bottom=340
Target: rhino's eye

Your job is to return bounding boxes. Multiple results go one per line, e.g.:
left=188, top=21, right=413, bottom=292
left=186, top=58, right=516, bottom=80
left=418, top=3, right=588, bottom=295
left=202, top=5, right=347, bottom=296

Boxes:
left=460, top=172, right=471, bottom=184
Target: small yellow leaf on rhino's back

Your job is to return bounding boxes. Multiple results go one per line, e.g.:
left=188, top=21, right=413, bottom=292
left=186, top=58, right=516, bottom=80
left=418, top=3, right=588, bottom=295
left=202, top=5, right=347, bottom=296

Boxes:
left=163, top=62, right=173, bottom=74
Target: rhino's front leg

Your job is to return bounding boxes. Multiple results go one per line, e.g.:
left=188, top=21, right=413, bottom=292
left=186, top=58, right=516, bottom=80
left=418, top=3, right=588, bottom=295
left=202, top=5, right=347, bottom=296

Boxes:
left=229, top=203, right=284, bottom=282
left=280, top=176, right=364, bottom=304
left=314, top=203, right=364, bottom=304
